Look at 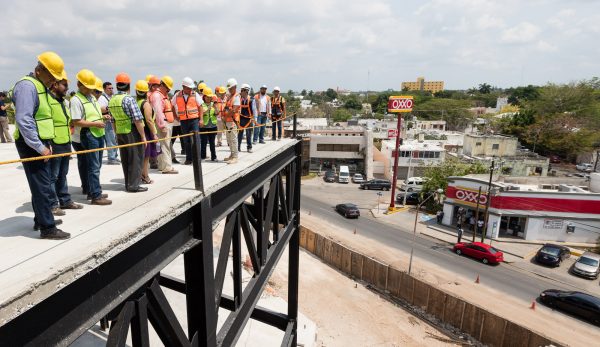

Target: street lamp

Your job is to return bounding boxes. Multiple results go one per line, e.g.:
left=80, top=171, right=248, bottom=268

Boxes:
left=408, top=188, right=444, bottom=276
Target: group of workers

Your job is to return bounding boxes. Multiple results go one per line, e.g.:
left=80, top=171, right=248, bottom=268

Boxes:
left=11, top=51, right=287, bottom=240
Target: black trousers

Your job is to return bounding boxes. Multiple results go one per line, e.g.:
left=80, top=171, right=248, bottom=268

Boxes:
left=15, top=139, right=57, bottom=233
left=200, top=126, right=217, bottom=160
left=117, top=131, right=144, bottom=191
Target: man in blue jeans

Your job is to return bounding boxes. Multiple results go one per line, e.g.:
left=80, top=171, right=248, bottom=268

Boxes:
left=71, top=69, right=112, bottom=205
left=253, top=84, right=270, bottom=144
left=98, top=82, right=119, bottom=165
left=271, top=86, right=286, bottom=141
left=238, top=84, right=256, bottom=153
left=13, top=51, right=70, bottom=239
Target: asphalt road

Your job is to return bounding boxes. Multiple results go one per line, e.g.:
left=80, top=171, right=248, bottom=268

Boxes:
left=301, top=193, right=582, bottom=303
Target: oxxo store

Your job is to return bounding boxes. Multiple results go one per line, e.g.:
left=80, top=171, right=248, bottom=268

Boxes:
left=441, top=177, right=600, bottom=243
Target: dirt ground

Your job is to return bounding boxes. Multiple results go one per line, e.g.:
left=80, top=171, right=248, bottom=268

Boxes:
left=270, top=248, right=462, bottom=346
left=300, top=215, right=600, bottom=347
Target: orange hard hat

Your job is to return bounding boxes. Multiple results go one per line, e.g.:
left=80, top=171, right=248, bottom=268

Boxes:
left=148, top=76, right=161, bottom=85
left=116, top=72, right=131, bottom=84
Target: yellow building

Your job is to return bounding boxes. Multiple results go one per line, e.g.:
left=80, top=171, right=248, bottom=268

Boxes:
left=401, top=77, right=444, bottom=93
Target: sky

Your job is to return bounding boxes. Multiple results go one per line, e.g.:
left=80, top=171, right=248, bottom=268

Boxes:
left=1, top=0, right=599, bottom=92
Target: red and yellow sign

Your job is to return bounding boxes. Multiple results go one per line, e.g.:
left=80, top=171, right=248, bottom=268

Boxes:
left=387, top=96, right=413, bottom=113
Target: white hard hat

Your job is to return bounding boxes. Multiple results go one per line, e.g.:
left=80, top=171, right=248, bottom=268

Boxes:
left=273, top=86, right=281, bottom=92
left=226, top=78, right=237, bottom=88
left=260, top=84, right=268, bottom=89
left=182, top=77, right=195, bottom=89
left=241, top=83, right=250, bottom=90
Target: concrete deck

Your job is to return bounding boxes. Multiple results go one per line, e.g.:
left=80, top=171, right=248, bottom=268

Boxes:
left=0, top=136, right=297, bottom=328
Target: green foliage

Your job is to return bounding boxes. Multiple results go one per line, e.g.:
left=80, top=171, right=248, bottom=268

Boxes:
left=422, top=160, right=489, bottom=195
left=478, top=83, right=492, bottom=94
left=506, top=85, right=540, bottom=105
left=332, top=108, right=352, bottom=122
left=412, top=98, right=473, bottom=131
left=343, top=94, right=362, bottom=110
left=325, top=88, right=338, bottom=101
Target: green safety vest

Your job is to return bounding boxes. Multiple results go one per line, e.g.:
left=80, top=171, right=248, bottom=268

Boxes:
left=108, top=93, right=133, bottom=135
left=49, top=94, right=71, bottom=144
left=75, top=92, right=105, bottom=138
left=13, top=76, right=55, bottom=141
left=202, top=102, right=217, bottom=127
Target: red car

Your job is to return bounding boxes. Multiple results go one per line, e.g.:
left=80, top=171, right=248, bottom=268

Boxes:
left=453, top=242, right=504, bottom=264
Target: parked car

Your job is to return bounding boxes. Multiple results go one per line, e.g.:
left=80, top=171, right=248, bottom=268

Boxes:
left=360, top=179, right=391, bottom=191
left=400, top=177, right=426, bottom=192
left=453, top=242, right=504, bottom=264
left=338, top=165, right=350, bottom=183
left=576, top=163, right=593, bottom=172
left=324, top=170, right=336, bottom=183
left=395, top=192, right=421, bottom=205
left=352, top=173, right=365, bottom=184
left=548, top=155, right=561, bottom=164
left=335, top=203, right=360, bottom=218
left=539, top=289, right=600, bottom=325
left=534, top=244, right=571, bottom=267
left=571, top=252, right=600, bottom=279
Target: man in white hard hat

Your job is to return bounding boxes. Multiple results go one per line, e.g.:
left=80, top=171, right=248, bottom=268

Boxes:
left=271, top=86, right=286, bottom=141
left=238, top=83, right=256, bottom=153
left=171, top=77, right=203, bottom=165
left=222, top=78, right=240, bottom=164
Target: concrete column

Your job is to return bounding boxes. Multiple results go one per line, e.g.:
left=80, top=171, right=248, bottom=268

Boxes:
left=365, top=129, right=374, bottom=179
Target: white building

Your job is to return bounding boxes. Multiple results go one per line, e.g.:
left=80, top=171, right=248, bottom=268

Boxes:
left=442, top=175, right=600, bottom=243
left=381, top=138, right=446, bottom=179
left=300, top=100, right=314, bottom=110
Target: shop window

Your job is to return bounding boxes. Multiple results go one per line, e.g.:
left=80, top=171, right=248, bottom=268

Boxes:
left=492, top=144, right=500, bottom=150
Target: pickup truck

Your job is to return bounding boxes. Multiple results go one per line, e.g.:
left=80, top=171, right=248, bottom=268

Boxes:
left=576, top=163, right=593, bottom=172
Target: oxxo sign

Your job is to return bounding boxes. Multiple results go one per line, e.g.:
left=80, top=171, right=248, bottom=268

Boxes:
left=455, top=188, right=487, bottom=205
left=387, top=96, right=414, bottom=113
left=387, top=129, right=398, bottom=138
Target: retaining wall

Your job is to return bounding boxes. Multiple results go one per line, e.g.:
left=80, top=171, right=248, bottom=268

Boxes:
left=299, top=226, right=560, bottom=347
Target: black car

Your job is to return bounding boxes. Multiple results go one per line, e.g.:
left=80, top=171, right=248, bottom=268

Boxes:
left=535, top=244, right=570, bottom=267
left=360, top=179, right=391, bottom=191
left=539, top=289, right=600, bottom=325
left=395, top=192, right=420, bottom=205
left=335, top=203, right=360, bottom=218
left=324, top=171, right=336, bottom=183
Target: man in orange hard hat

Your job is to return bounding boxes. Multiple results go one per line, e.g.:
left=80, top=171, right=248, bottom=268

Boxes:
left=108, top=73, right=147, bottom=192
left=150, top=75, right=178, bottom=174
left=13, top=52, right=70, bottom=239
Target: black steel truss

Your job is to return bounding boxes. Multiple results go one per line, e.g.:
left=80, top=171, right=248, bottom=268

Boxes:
left=0, top=136, right=302, bottom=347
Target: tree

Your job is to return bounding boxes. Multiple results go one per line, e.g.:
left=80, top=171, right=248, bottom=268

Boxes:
left=332, top=108, right=352, bottom=122
left=301, top=89, right=307, bottom=96
left=287, top=89, right=294, bottom=97
left=325, top=88, right=338, bottom=101
left=308, top=90, right=314, bottom=98
left=412, top=98, right=473, bottom=131
left=478, top=83, right=492, bottom=94
left=506, top=85, right=540, bottom=105
left=343, top=94, right=362, bottom=110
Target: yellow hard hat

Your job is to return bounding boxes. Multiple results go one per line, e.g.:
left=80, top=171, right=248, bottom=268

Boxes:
left=94, top=77, right=103, bottom=92
left=197, top=82, right=207, bottom=92
left=161, top=75, right=174, bottom=90
left=203, top=87, right=215, bottom=97
left=135, top=80, right=149, bottom=93
left=37, top=51, right=65, bottom=80
left=60, top=70, right=68, bottom=82
left=216, top=86, right=227, bottom=94
left=145, top=74, right=155, bottom=82
left=76, top=69, right=97, bottom=90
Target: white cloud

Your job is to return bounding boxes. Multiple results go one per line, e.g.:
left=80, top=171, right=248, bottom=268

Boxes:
left=501, top=22, right=541, bottom=43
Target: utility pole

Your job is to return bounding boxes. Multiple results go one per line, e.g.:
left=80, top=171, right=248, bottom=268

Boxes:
left=482, top=160, right=495, bottom=243
left=389, top=115, right=403, bottom=209
left=473, top=186, right=482, bottom=242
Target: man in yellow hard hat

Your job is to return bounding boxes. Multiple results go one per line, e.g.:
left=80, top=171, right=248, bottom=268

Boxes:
left=108, top=73, right=147, bottom=192
left=48, top=75, right=83, bottom=217
left=12, top=51, right=69, bottom=239
left=215, top=86, right=227, bottom=147
left=71, top=69, right=112, bottom=205
left=150, top=75, right=178, bottom=174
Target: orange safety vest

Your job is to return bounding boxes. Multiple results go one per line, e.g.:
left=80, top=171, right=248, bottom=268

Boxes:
left=238, top=96, right=254, bottom=129
left=254, top=93, right=270, bottom=113
left=224, top=93, right=240, bottom=123
left=272, top=95, right=285, bottom=118
left=215, top=97, right=224, bottom=119
left=175, top=91, right=200, bottom=121
left=149, top=90, right=174, bottom=123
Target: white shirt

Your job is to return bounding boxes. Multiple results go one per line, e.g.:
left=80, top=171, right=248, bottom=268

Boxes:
left=258, top=94, right=268, bottom=113
left=70, top=96, right=86, bottom=143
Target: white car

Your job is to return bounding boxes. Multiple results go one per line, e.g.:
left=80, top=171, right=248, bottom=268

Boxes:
left=352, top=173, right=365, bottom=184
left=576, top=163, right=593, bottom=172
left=400, top=177, right=427, bottom=192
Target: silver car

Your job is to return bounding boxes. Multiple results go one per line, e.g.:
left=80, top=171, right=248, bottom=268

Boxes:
left=572, top=252, right=600, bottom=279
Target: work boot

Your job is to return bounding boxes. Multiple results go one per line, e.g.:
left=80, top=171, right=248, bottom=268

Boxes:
left=91, top=198, right=112, bottom=206
left=184, top=160, right=192, bottom=165
left=172, top=158, right=180, bottom=164
left=223, top=155, right=232, bottom=162
left=51, top=207, right=66, bottom=216
left=228, top=157, right=238, bottom=164
left=33, top=219, right=62, bottom=231
left=248, top=148, right=253, bottom=153
left=61, top=201, right=83, bottom=210
left=40, top=228, right=71, bottom=240
left=87, top=193, right=108, bottom=200
left=150, top=163, right=159, bottom=169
